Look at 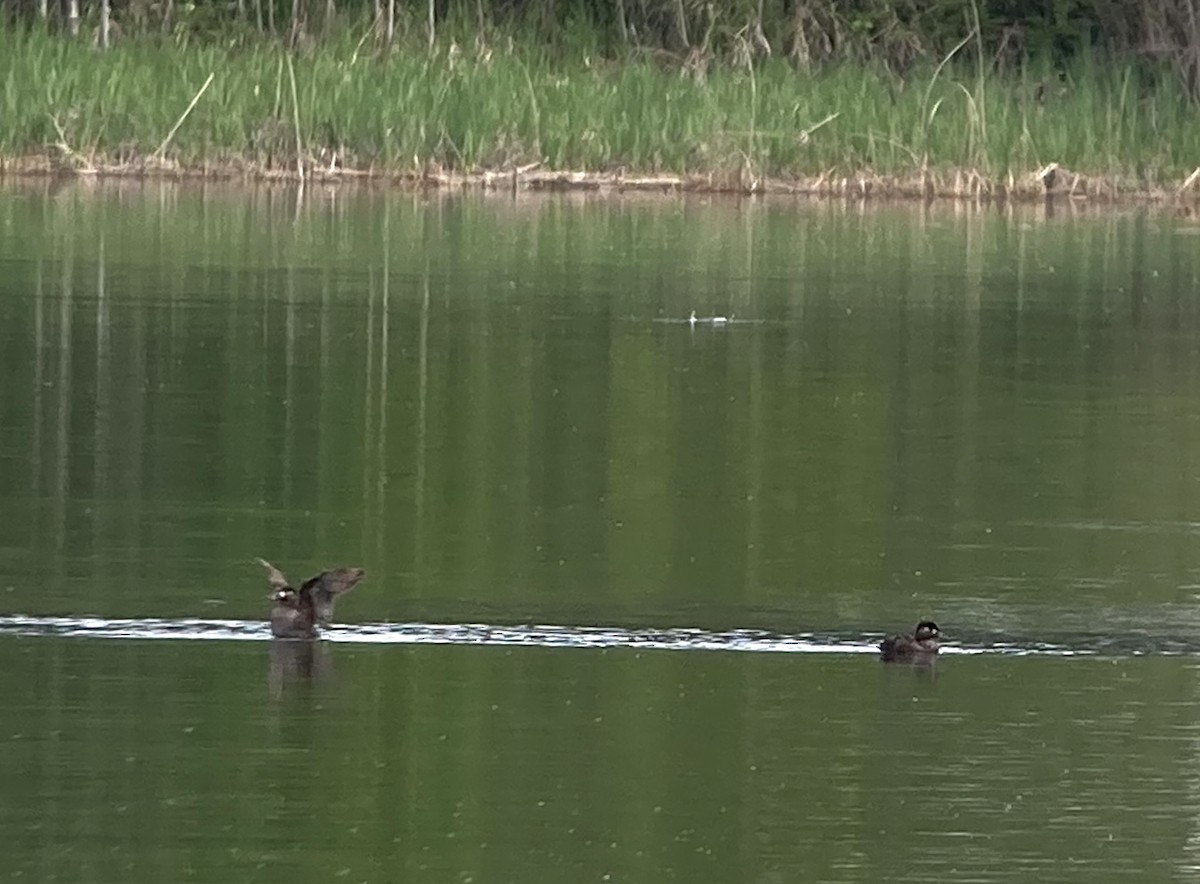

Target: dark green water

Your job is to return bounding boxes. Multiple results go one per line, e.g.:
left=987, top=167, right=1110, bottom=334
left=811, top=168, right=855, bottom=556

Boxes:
left=3, top=182, right=1200, bottom=881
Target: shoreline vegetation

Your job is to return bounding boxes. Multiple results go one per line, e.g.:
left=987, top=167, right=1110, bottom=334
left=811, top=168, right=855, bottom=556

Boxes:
left=3, top=1, right=1200, bottom=202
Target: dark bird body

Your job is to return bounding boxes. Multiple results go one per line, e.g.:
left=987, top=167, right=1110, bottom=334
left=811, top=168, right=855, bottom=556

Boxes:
left=269, top=587, right=318, bottom=639
left=879, top=621, right=941, bottom=662
left=258, top=558, right=366, bottom=639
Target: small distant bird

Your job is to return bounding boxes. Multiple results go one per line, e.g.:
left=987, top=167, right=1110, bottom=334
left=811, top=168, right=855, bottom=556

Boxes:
left=257, top=558, right=366, bottom=638
left=879, top=620, right=941, bottom=662
left=689, top=310, right=730, bottom=326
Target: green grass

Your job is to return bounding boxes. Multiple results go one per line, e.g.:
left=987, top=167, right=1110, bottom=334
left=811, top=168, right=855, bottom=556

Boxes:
left=1, top=20, right=1198, bottom=184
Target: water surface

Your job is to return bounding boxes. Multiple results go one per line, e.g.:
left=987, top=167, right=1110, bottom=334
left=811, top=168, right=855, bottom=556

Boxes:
left=2, top=182, right=1200, bottom=881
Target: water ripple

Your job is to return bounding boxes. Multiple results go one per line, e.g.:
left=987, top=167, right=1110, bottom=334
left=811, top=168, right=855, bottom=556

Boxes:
left=0, top=614, right=1171, bottom=656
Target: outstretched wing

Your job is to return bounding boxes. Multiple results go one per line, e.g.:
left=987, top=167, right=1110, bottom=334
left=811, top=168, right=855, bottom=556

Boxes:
left=256, top=558, right=292, bottom=591
left=300, top=567, right=366, bottom=622
left=303, top=567, right=366, bottom=598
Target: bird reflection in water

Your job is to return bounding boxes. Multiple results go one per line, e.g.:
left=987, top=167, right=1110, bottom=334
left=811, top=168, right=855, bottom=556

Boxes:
left=256, top=557, right=366, bottom=697
left=268, top=638, right=335, bottom=699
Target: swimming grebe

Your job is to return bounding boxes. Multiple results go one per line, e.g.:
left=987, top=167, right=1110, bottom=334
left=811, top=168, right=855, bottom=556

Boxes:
left=879, top=621, right=941, bottom=661
left=257, top=558, right=366, bottom=637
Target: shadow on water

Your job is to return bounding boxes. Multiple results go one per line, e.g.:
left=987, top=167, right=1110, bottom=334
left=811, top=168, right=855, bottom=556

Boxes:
left=2, top=614, right=1200, bottom=657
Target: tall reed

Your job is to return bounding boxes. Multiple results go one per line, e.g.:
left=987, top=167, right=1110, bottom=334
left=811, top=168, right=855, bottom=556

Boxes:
left=0, top=22, right=1197, bottom=181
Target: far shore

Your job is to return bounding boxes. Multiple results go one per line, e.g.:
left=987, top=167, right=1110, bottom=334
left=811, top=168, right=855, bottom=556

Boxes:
left=6, top=17, right=1200, bottom=211
left=4, top=153, right=1200, bottom=205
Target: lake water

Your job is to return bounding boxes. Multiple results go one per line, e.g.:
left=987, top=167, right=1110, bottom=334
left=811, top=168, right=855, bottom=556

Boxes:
left=2, top=181, right=1200, bottom=881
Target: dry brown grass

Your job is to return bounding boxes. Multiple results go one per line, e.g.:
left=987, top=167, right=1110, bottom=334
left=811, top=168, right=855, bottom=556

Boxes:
left=4, top=151, right=1199, bottom=206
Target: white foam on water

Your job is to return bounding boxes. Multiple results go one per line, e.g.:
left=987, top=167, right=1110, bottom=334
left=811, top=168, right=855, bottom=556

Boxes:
left=0, top=614, right=1089, bottom=656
